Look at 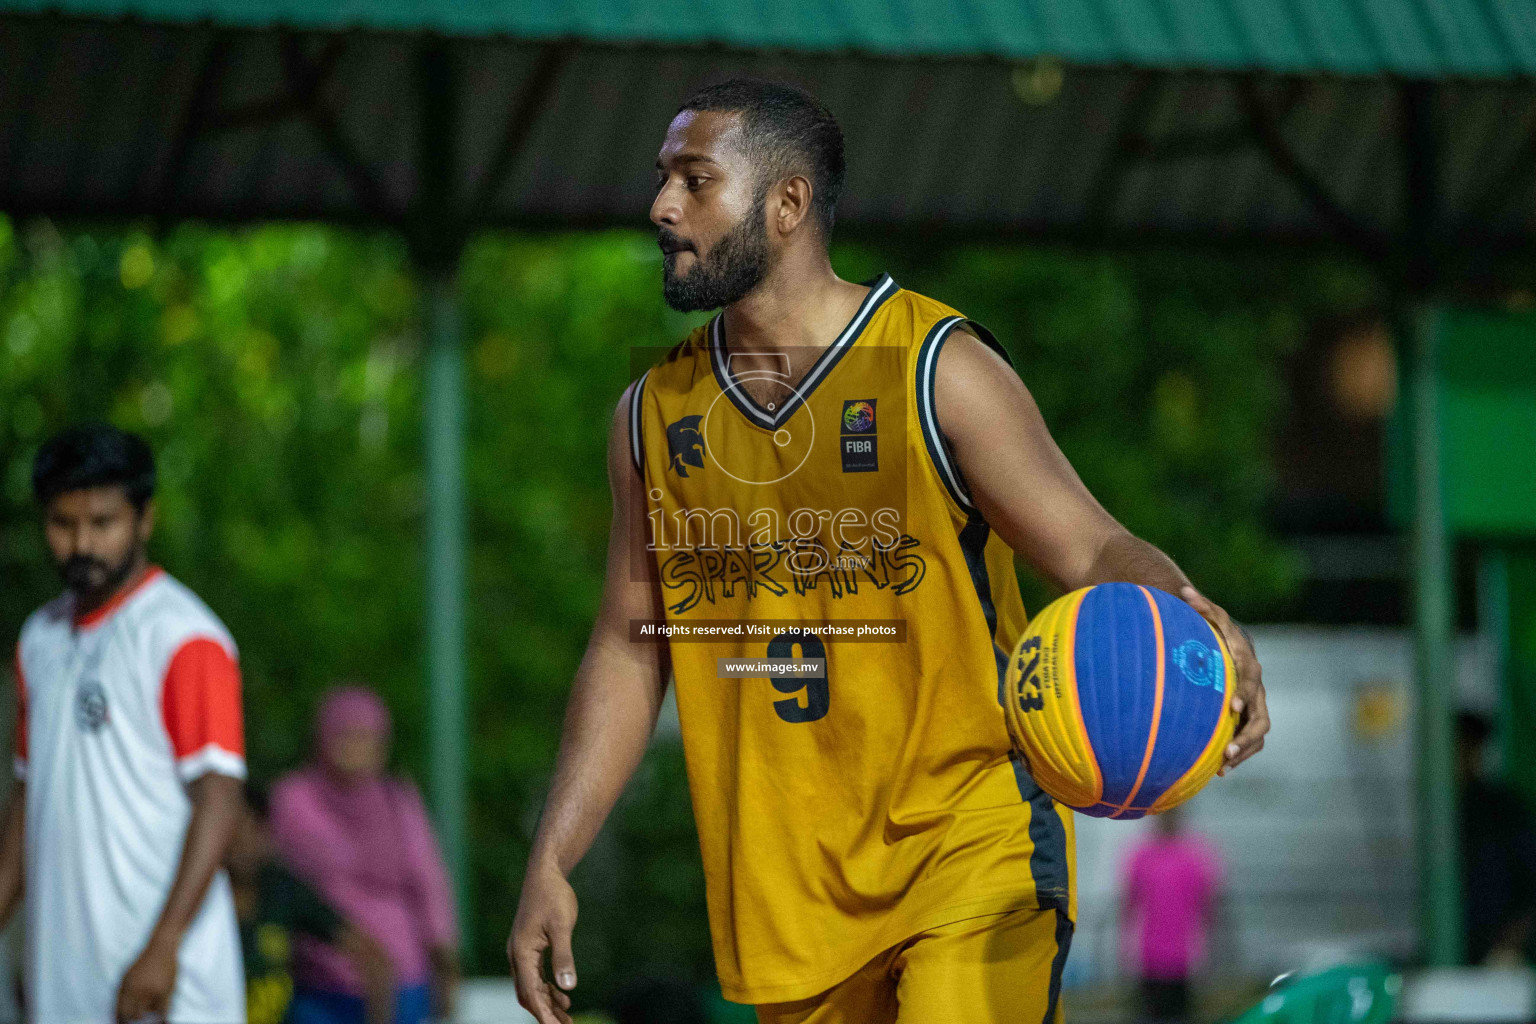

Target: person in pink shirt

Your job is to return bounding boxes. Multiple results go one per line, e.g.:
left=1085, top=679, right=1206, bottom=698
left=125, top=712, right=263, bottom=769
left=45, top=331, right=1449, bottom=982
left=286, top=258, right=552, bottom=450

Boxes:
left=1120, top=809, right=1224, bottom=1023
left=271, top=686, right=460, bottom=1024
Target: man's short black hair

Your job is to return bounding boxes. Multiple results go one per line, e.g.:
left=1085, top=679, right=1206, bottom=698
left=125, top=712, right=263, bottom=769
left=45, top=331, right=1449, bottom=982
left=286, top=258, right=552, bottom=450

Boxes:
left=32, top=423, right=156, bottom=511
left=678, top=78, right=846, bottom=235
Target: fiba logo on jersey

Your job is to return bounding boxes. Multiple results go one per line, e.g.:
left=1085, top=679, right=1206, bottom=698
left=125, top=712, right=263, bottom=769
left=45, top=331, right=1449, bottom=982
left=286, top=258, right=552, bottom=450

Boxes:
left=666, top=415, right=707, bottom=477
left=840, top=399, right=878, bottom=472
left=75, top=679, right=109, bottom=732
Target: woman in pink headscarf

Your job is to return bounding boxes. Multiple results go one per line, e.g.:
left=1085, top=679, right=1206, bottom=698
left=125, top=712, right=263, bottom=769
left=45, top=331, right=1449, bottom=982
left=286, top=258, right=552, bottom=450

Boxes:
left=271, top=686, right=459, bottom=1024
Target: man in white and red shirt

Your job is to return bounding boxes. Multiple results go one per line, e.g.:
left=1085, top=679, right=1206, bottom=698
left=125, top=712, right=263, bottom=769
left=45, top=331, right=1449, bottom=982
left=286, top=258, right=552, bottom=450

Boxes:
left=0, top=424, right=247, bottom=1024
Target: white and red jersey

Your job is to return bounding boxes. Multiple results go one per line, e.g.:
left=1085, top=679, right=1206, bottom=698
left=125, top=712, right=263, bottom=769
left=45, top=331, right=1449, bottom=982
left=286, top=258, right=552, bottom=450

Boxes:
left=14, top=567, right=246, bottom=1024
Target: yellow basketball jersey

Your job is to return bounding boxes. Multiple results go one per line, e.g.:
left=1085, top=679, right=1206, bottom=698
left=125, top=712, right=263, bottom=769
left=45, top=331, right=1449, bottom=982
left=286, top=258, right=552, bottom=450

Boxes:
left=631, top=274, right=1075, bottom=1004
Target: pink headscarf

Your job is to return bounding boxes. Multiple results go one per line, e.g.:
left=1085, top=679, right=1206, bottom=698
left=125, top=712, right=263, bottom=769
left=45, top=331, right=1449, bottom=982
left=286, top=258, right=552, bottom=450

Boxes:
left=308, top=686, right=400, bottom=875
left=317, top=685, right=391, bottom=758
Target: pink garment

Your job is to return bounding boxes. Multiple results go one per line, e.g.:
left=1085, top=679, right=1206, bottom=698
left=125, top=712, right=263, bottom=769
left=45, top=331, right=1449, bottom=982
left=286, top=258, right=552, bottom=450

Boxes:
left=270, top=689, right=457, bottom=995
left=1121, top=833, right=1223, bottom=980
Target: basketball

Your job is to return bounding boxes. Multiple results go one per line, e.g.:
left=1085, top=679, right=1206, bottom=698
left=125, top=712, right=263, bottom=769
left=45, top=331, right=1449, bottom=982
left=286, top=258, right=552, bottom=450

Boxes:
left=1003, top=583, right=1237, bottom=819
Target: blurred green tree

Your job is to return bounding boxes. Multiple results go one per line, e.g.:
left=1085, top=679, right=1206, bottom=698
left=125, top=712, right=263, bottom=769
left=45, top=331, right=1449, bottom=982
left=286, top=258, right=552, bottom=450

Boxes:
left=0, top=215, right=1371, bottom=1004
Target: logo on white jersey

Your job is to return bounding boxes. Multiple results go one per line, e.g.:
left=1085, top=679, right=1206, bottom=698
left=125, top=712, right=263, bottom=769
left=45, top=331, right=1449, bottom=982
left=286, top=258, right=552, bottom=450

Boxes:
left=75, top=681, right=109, bottom=732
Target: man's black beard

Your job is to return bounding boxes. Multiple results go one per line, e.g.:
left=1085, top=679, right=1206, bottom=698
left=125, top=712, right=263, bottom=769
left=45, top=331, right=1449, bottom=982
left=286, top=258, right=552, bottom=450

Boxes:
left=661, top=192, right=771, bottom=313
left=59, top=549, right=139, bottom=605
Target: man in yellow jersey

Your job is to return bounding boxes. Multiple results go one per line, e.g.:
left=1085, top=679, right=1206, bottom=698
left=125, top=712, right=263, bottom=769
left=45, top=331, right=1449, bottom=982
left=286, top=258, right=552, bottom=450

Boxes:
left=508, top=79, right=1270, bottom=1024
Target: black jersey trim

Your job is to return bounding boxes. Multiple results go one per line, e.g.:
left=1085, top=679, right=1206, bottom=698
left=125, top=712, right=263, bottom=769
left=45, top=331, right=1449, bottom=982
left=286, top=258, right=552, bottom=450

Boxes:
left=709, top=273, right=897, bottom=431
left=959, top=507, right=1072, bottom=912
left=1043, top=908, right=1075, bottom=1023
left=708, top=316, right=772, bottom=427
left=1022, top=766, right=1073, bottom=910
left=959, top=512, right=999, bottom=639
left=629, top=369, right=650, bottom=477
left=915, top=315, right=1014, bottom=511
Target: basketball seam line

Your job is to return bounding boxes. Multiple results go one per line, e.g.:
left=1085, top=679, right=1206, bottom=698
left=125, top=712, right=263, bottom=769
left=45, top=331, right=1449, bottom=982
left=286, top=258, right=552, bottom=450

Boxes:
left=1063, top=588, right=1103, bottom=805
left=1111, top=586, right=1165, bottom=818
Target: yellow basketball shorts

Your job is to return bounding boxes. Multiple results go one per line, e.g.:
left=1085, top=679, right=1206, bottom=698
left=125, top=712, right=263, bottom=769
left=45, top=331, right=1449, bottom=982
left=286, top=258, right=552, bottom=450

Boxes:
left=754, top=907, right=1073, bottom=1024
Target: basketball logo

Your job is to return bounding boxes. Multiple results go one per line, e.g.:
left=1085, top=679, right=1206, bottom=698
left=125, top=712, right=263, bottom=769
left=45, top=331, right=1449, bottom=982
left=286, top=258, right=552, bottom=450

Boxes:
left=1173, top=639, right=1222, bottom=691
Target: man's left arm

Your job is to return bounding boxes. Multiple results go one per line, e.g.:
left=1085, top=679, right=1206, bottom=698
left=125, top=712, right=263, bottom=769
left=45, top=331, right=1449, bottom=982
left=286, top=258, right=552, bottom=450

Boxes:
left=118, top=636, right=247, bottom=1023
left=935, top=329, right=1269, bottom=772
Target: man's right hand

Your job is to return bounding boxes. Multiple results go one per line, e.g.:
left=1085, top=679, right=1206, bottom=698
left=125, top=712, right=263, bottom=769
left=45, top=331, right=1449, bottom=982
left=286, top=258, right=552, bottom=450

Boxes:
left=508, top=859, right=579, bottom=1024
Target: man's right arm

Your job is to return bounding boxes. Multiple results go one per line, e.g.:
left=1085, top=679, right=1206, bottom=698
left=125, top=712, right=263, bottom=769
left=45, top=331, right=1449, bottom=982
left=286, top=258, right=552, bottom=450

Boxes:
left=0, top=782, right=25, bottom=926
left=508, top=382, right=670, bottom=1024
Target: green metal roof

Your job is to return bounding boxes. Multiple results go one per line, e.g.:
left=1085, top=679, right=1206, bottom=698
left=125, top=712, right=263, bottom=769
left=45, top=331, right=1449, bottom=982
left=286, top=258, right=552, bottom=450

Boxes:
left=7, top=0, right=1536, bottom=78
left=3, top=0, right=1536, bottom=261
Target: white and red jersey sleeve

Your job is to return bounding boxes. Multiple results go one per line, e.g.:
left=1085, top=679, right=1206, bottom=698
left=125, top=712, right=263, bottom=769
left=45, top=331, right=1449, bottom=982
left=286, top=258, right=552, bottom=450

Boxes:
left=159, top=636, right=245, bottom=782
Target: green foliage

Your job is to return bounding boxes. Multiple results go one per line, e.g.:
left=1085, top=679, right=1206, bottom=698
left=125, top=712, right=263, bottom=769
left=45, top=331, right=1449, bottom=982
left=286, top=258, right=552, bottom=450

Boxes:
left=0, top=214, right=1368, bottom=1001
left=0, top=220, right=426, bottom=772
left=890, top=243, right=1373, bottom=619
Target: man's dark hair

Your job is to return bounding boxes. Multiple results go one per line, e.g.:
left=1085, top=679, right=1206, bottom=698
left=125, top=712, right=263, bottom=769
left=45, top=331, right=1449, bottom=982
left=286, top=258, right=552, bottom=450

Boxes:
left=678, top=78, right=846, bottom=235
left=32, top=423, right=156, bottom=511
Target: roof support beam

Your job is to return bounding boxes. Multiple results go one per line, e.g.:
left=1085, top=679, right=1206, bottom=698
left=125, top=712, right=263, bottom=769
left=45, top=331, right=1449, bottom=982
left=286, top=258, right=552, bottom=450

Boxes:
left=1085, top=71, right=1160, bottom=230
left=1128, top=80, right=1304, bottom=163
left=470, top=43, right=570, bottom=217
left=147, top=32, right=393, bottom=222
left=1463, top=116, right=1536, bottom=230
left=205, top=35, right=346, bottom=132
left=1237, top=76, right=1387, bottom=264
left=156, top=33, right=231, bottom=208
left=282, top=35, right=392, bottom=220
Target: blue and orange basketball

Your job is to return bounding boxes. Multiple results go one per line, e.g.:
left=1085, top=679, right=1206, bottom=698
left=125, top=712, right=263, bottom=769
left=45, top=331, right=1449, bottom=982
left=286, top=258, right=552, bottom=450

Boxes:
left=1003, top=583, right=1237, bottom=819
